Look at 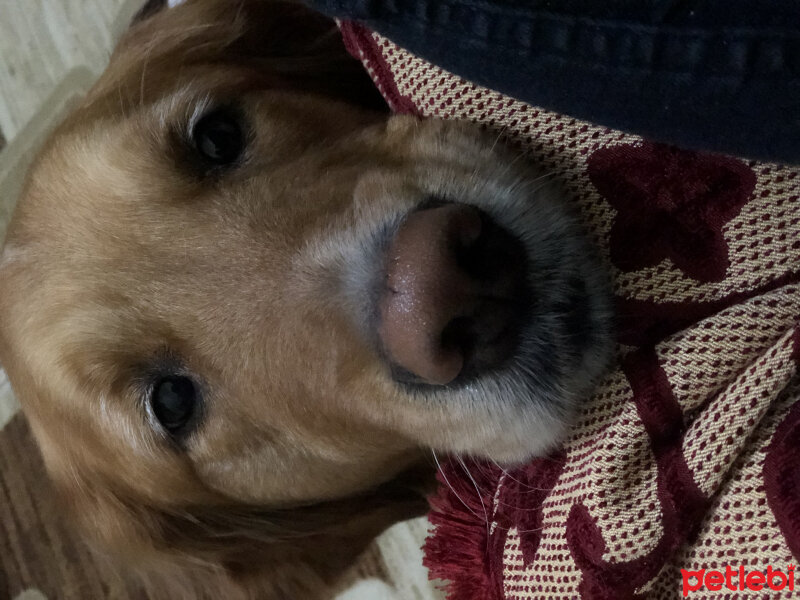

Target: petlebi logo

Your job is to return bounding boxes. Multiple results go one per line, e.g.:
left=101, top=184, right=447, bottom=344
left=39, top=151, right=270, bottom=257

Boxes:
left=681, top=565, right=795, bottom=596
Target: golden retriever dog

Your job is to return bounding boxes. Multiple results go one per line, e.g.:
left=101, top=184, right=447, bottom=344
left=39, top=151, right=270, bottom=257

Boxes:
left=0, top=0, right=613, bottom=597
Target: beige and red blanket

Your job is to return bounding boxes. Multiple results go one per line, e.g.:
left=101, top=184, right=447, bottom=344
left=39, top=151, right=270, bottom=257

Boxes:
left=340, top=22, right=800, bottom=600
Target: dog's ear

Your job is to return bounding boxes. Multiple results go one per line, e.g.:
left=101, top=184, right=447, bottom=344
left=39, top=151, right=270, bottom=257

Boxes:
left=51, top=462, right=431, bottom=599
left=90, top=0, right=386, bottom=113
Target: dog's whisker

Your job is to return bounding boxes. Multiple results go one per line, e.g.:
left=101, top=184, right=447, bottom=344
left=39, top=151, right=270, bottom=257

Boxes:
left=432, top=450, right=488, bottom=524
left=487, top=459, right=553, bottom=494
left=488, top=124, right=510, bottom=154
left=456, top=456, right=491, bottom=531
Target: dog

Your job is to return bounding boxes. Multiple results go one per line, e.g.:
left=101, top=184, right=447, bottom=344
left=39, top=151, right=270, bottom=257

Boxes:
left=0, top=0, right=614, bottom=597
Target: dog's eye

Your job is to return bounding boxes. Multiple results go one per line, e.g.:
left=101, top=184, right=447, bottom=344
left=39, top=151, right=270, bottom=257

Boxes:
left=192, top=108, right=244, bottom=167
left=151, top=376, right=197, bottom=435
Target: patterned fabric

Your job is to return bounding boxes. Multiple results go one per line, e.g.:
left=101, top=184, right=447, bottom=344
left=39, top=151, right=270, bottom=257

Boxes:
left=340, top=22, right=800, bottom=600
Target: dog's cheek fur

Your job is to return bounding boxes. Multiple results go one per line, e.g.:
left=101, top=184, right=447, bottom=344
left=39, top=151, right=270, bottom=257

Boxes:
left=52, top=462, right=429, bottom=600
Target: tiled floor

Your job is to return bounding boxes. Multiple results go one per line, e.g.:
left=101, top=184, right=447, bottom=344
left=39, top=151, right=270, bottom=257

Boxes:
left=0, top=2, right=441, bottom=599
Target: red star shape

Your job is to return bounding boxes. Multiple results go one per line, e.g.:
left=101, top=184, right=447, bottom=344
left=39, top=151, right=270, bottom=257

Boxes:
left=588, top=143, right=756, bottom=282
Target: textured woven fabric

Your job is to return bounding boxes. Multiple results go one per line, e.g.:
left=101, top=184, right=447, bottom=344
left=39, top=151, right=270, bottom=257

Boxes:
left=340, top=22, right=800, bottom=600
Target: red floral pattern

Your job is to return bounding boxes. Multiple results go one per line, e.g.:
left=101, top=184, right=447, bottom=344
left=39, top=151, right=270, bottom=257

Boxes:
left=340, top=21, right=800, bottom=600
left=588, top=143, right=756, bottom=282
left=764, top=368, right=800, bottom=563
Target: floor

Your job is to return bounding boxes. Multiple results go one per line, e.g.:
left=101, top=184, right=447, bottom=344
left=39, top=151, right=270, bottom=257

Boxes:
left=0, top=2, right=442, bottom=599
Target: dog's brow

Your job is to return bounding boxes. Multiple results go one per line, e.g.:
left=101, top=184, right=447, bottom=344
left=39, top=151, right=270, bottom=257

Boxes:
left=152, top=88, right=212, bottom=132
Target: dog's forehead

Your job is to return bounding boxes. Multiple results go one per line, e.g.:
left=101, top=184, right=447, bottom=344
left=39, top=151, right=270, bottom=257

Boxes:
left=20, top=95, right=197, bottom=239
left=1, top=120, right=190, bottom=339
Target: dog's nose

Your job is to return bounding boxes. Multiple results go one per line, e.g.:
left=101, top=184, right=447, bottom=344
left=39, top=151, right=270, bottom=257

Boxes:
left=378, top=203, right=530, bottom=385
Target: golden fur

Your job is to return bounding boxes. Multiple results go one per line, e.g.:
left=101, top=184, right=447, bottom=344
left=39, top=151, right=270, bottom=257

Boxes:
left=0, top=1, right=613, bottom=597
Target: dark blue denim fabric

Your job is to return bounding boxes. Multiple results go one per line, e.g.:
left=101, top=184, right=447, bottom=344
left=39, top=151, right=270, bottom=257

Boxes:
left=306, top=0, right=800, bottom=163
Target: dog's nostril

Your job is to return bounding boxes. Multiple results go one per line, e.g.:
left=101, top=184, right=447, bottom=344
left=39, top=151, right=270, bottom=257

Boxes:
left=452, top=209, right=483, bottom=250
left=441, top=316, right=476, bottom=359
left=455, top=213, right=510, bottom=282
left=378, top=203, right=530, bottom=386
